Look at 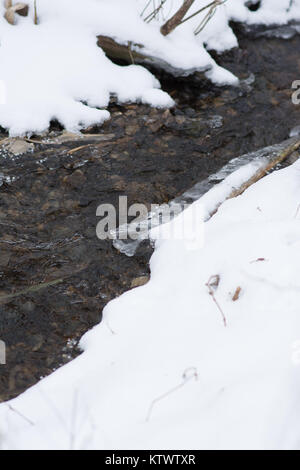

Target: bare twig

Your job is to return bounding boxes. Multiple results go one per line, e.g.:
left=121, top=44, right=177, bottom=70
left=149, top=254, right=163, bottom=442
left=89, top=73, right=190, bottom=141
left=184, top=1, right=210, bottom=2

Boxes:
left=160, top=0, right=196, bottom=36
left=194, top=1, right=224, bottom=35
left=34, top=0, right=38, bottom=25
left=180, top=0, right=225, bottom=27
left=206, top=275, right=227, bottom=327
left=144, top=0, right=167, bottom=23
left=140, top=0, right=152, bottom=18
left=40, top=388, right=95, bottom=450
left=160, top=0, right=226, bottom=36
left=146, top=367, right=198, bottom=422
left=7, top=404, right=35, bottom=426
left=250, top=258, right=267, bottom=263
left=67, top=144, right=93, bottom=155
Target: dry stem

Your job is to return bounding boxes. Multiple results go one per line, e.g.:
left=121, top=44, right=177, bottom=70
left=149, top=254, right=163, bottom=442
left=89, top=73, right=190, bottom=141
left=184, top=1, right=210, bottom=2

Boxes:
left=206, top=275, right=227, bottom=327
left=160, top=0, right=196, bottom=36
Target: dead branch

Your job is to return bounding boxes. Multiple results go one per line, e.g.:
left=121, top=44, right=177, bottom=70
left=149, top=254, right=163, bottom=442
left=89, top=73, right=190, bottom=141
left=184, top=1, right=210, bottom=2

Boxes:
left=228, top=139, right=300, bottom=200
left=160, top=0, right=196, bottom=36
left=97, top=35, right=211, bottom=78
left=208, top=137, right=300, bottom=220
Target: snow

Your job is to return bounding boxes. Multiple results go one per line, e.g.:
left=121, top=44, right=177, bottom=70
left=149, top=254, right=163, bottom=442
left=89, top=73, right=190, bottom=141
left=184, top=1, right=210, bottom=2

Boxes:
left=0, top=0, right=300, bottom=135
left=0, top=0, right=176, bottom=136
left=1, top=157, right=300, bottom=450
left=1, top=0, right=300, bottom=450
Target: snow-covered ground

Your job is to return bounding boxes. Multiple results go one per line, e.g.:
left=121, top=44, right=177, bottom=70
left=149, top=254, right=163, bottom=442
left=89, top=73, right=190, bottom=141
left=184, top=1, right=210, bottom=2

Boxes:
left=1, top=0, right=300, bottom=135
left=1, top=157, right=300, bottom=450
left=1, top=0, right=300, bottom=451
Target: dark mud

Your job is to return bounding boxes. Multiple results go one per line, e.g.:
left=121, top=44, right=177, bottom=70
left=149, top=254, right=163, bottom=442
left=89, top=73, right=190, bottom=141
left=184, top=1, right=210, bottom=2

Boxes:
left=1, top=26, right=300, bottom=401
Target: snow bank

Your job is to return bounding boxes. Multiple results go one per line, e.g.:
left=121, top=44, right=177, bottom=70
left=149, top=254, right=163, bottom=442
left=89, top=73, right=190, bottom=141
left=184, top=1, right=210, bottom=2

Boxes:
left=0, top=0, right=176, bottom=136
left=1, top=158, right=300, bottom=450
left=0, top=0, right=300, bottom=135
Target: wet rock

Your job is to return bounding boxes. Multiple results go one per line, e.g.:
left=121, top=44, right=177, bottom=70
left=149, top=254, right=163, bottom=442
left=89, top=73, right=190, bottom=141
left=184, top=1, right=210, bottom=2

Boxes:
left=29, top=334, right=44, bottom=352
left=2, top=138, right=34, bottom=156
left=42, top=199, right=60, bottom=214
left=134, top=239, right=154, bottom=258
left=175, top=115, right=187, bottom=126
left=0, top=251, right=10, bottom=266
left=21, top=301, right=35, bottom=314
left=130, top=275, right=150, bottom=289
left=183, top=107, right=197, bottom=118
left=146, top=119, right=163, bottom=133
left=8, top=366, right=33, bottom=395
left=63, top=169, right=86, bottom=188
left=125, top=124, right=139, bottom=136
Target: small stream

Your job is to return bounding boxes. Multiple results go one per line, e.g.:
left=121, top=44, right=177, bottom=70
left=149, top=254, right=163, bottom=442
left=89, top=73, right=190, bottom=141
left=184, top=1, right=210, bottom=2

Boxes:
left=1, top=23, right=300, bottom=401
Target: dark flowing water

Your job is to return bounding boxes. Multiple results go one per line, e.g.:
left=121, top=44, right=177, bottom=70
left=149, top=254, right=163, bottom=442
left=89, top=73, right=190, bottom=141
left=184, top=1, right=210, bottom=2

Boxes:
left=1, top=24, right=300, bottom=401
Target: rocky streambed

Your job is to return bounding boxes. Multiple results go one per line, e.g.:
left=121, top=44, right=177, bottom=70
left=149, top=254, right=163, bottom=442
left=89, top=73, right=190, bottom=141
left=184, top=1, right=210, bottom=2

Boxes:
left=1, top=24, right=300, bottom=401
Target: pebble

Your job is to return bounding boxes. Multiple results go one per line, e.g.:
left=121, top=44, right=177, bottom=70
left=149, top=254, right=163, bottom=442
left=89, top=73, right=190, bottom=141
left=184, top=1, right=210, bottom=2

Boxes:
left=130, top=276, right=150, bottom=289
left=3, top=138, right=34, bottom=156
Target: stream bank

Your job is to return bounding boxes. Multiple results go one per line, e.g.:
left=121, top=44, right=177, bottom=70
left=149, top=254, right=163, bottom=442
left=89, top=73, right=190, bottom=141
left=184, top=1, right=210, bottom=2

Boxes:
left=0, top=24, right=300, bottom=401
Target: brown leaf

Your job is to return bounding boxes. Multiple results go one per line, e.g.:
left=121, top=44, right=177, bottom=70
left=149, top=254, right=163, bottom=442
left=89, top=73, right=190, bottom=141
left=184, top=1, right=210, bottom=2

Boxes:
left=15, top=3, right=29, bottom=16
left=206, top=274, right=220, bottom=292
left=232, top=286, right=242, bottom=302
left=4, top=3, right=29, bottom=25
left=4, top=6, right=15, bottom=24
